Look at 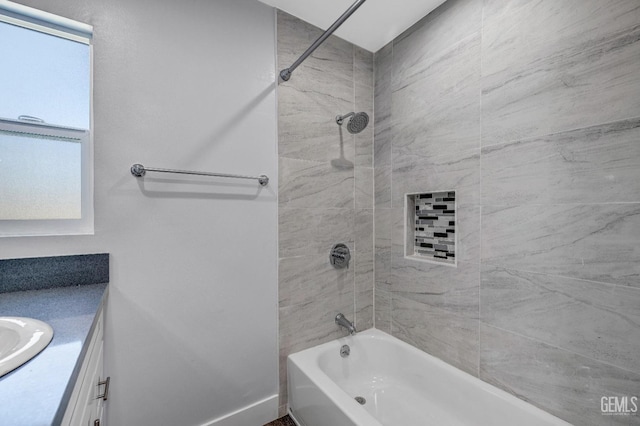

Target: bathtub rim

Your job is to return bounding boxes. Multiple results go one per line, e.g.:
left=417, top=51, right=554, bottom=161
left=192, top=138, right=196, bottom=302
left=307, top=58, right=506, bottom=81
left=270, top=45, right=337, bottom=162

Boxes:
left=287, top=328, right=572, bottom=426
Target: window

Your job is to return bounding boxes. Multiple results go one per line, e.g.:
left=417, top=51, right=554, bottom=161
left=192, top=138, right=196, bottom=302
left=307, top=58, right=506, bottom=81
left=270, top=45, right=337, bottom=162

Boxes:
left=0, top=2, right=93, bottom=236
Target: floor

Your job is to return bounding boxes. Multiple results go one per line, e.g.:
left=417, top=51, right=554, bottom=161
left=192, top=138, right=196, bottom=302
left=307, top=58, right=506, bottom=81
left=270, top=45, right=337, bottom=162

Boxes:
left=264, top=414, right=296, bottom=426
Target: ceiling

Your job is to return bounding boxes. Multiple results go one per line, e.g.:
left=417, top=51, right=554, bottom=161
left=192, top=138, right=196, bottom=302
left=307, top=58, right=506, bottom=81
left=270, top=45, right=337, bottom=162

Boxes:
left=257, top=0, right=447, bottom=52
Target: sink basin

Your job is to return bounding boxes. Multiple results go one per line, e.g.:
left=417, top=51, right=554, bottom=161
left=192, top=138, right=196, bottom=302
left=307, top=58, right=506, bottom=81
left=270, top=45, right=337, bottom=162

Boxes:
left=0, top=317, right=53, bottom=377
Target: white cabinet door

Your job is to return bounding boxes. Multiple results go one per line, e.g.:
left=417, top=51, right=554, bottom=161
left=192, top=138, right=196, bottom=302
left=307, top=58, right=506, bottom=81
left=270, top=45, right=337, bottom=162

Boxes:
left=77, top=337, right=103, bottom=425
left=90, top=340, right=106, bottom=426
left=61, top=309, right=105, bottom=426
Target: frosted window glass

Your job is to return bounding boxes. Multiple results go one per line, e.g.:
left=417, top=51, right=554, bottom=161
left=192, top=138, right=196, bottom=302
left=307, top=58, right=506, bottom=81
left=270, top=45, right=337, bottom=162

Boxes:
left=0, top=133, right=81, bottom=220
left=0, top=6, right=92, bottom=236
left=0, top=21, right=90, bottom=129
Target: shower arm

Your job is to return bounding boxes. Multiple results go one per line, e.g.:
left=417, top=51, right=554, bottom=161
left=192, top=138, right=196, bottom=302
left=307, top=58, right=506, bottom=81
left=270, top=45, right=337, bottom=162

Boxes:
left=279, top=0, right=367, bottom=81
left=336, top=112, right=355, bottom=125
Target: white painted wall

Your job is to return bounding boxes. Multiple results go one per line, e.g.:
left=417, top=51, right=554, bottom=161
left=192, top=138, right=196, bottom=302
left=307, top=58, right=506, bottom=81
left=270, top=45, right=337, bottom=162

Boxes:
left=0, top=1, right=279, bottom=425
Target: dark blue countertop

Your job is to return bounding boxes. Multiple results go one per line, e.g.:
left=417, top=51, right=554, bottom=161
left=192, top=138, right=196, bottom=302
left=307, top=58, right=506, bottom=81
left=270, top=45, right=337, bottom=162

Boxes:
left=0, top=283, right=107, bottom=426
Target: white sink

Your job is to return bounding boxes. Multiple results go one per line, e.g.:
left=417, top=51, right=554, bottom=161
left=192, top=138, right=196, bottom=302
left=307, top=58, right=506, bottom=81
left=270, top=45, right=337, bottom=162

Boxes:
left=0, top=317, right=53, bottom=377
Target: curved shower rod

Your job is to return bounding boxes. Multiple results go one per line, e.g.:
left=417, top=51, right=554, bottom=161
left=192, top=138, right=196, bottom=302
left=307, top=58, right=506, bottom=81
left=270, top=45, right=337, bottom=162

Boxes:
left=279, top=0, right=367, bottom=81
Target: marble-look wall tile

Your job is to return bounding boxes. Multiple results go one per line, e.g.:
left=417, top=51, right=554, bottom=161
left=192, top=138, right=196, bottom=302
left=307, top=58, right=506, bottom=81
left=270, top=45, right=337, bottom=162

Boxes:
left=354, top=90, right=374, bottom=168
left=279, top=296, right=355, bottom=350
left=392, top=150, right=480, bottom=208
left=374, top=43, right=392, bottom=168
left=279, top=254, right=353, bottom=308
left=374, top=42, right=393, bottom=89
left=375, top=207, right=392, bottom=241
left=482, top=204, right=640, bottom=288
left=390, top=206, right=408, bottom=255
left=355, top=209, right=373, bottom=253
left=374, top=166, right=392, bottom=209
left=481, top=265, right=640, bottom=374
left=278, top=83, right=354, bottom=163
left=278, top=291, right=355, bottom=408
left=277, top=11, right=374, bottom=412
left=279, top=208, right=354, bottom=258
left=355, top=288, right=374, bottom=331
left=455, top=205, right=480, bottom=264
left=278, top=352, right=288, bottom=412
left=480, top=323, right=640, bottom=426
left=375, top=287, right=391, bottom=333
left=355, top=47, right=374, bottom=168
left=482, top=118, right=640, bottom=205
left=392, top=0, right=481, bottom=91
left=482, top=0, right=640, bottom=145
left=355, top=250, right=374, bottom=293
left=355, top=210, right=374, bottom=329
left=393, top=260, right=479, bottom=319
left=482, top=0, right=640, bottom=57
left=279, top=157, right=354, bottom=209
left=372, top=1, right=640, bottom=424
left=393, top=294, right=479, bottom=376
left=354, top=46, right=373, bottom=88
left=392, top=33, right=481, bottom=159
left=277, top=11, right=353, bottom=87
left=375, top=243, right=392, bottom=286
left=355, top=167, right=374, bottom=209
left=375, top=208, right=392, bottom=284
left=278, top=12, right=354, bottom=163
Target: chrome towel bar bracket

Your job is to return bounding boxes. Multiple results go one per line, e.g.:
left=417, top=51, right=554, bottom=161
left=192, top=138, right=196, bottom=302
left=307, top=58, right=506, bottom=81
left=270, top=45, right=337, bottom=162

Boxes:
left=130, top=163, right=269, bottom=186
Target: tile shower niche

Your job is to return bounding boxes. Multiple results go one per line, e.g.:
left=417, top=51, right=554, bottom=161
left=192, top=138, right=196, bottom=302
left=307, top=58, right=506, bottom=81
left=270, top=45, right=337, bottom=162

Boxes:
left=405, top=191, right=456, bottom=266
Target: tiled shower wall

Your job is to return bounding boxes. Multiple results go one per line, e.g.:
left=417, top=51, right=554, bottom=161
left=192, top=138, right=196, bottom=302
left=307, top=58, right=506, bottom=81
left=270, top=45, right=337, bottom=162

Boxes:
left=374, top=0, right=640, bottom=425
left=277, top=11, right=374, bottom=414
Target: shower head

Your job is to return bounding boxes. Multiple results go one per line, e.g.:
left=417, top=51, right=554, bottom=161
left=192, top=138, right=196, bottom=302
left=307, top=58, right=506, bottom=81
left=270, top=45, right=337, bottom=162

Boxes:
left=336, top=112, right=369, bottom=134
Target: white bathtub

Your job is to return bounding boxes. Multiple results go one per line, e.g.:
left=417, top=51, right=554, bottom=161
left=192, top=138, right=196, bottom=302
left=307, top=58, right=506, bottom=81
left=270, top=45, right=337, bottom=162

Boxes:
left=287, top=329, right=571, bottom=426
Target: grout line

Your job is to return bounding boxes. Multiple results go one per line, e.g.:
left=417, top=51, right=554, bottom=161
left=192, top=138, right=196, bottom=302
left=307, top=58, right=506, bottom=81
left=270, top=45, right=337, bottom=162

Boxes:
left=279, top=207, right=368, bottom=211
left=352, top=44, right=358, bottom=324
left=372, top=50, right=377, bottom=329
left=278, top=155, right=347, bottom=166
left=481, top=323, right=640, bottom=377
left=388, top=39, right=394, bottom=336
left=274, top=6, right=284, bottom=407
left=392, top=146, right=481, bottom=168
left=481, top=202, right=640, bottom=206
left=392, top=30, right=482, bottom=94
left=479, top=262, right=640, bottom=292
left=477, top=0, right=485, bottom=380
left=480, top=114, right=640, bottom=151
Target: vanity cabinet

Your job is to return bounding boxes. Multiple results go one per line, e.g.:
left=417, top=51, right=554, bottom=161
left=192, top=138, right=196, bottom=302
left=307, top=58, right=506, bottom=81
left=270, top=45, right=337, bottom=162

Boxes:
left=61, top=308, right=108, bottom=426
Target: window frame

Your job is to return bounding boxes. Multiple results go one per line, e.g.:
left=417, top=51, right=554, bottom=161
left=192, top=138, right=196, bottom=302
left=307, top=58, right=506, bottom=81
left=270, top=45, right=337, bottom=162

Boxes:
left=0, top=2, right=94, bottom=237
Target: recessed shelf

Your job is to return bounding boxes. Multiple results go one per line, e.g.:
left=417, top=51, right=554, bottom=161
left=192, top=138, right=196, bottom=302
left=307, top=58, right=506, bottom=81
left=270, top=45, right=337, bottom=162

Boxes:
left=405, top=191, right=456, bottom=266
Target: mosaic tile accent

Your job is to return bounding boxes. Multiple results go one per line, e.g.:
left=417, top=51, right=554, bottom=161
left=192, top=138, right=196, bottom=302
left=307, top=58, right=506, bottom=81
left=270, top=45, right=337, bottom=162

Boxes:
left=407, top=191, right=456, bottom=265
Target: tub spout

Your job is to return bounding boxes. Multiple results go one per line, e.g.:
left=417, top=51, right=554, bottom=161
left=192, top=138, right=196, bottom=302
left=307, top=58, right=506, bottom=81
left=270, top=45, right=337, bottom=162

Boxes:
left=335, top=313, right=357, bottom=335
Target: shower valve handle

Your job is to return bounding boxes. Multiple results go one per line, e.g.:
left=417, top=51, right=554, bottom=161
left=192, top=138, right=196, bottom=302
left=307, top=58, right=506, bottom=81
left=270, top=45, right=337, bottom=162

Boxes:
left=330, top=243, right=351, bottom=269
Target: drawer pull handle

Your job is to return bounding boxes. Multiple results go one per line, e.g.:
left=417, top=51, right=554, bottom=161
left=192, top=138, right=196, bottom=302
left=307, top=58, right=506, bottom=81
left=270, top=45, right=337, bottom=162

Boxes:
left=97, top=377, right=110, bottom=401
